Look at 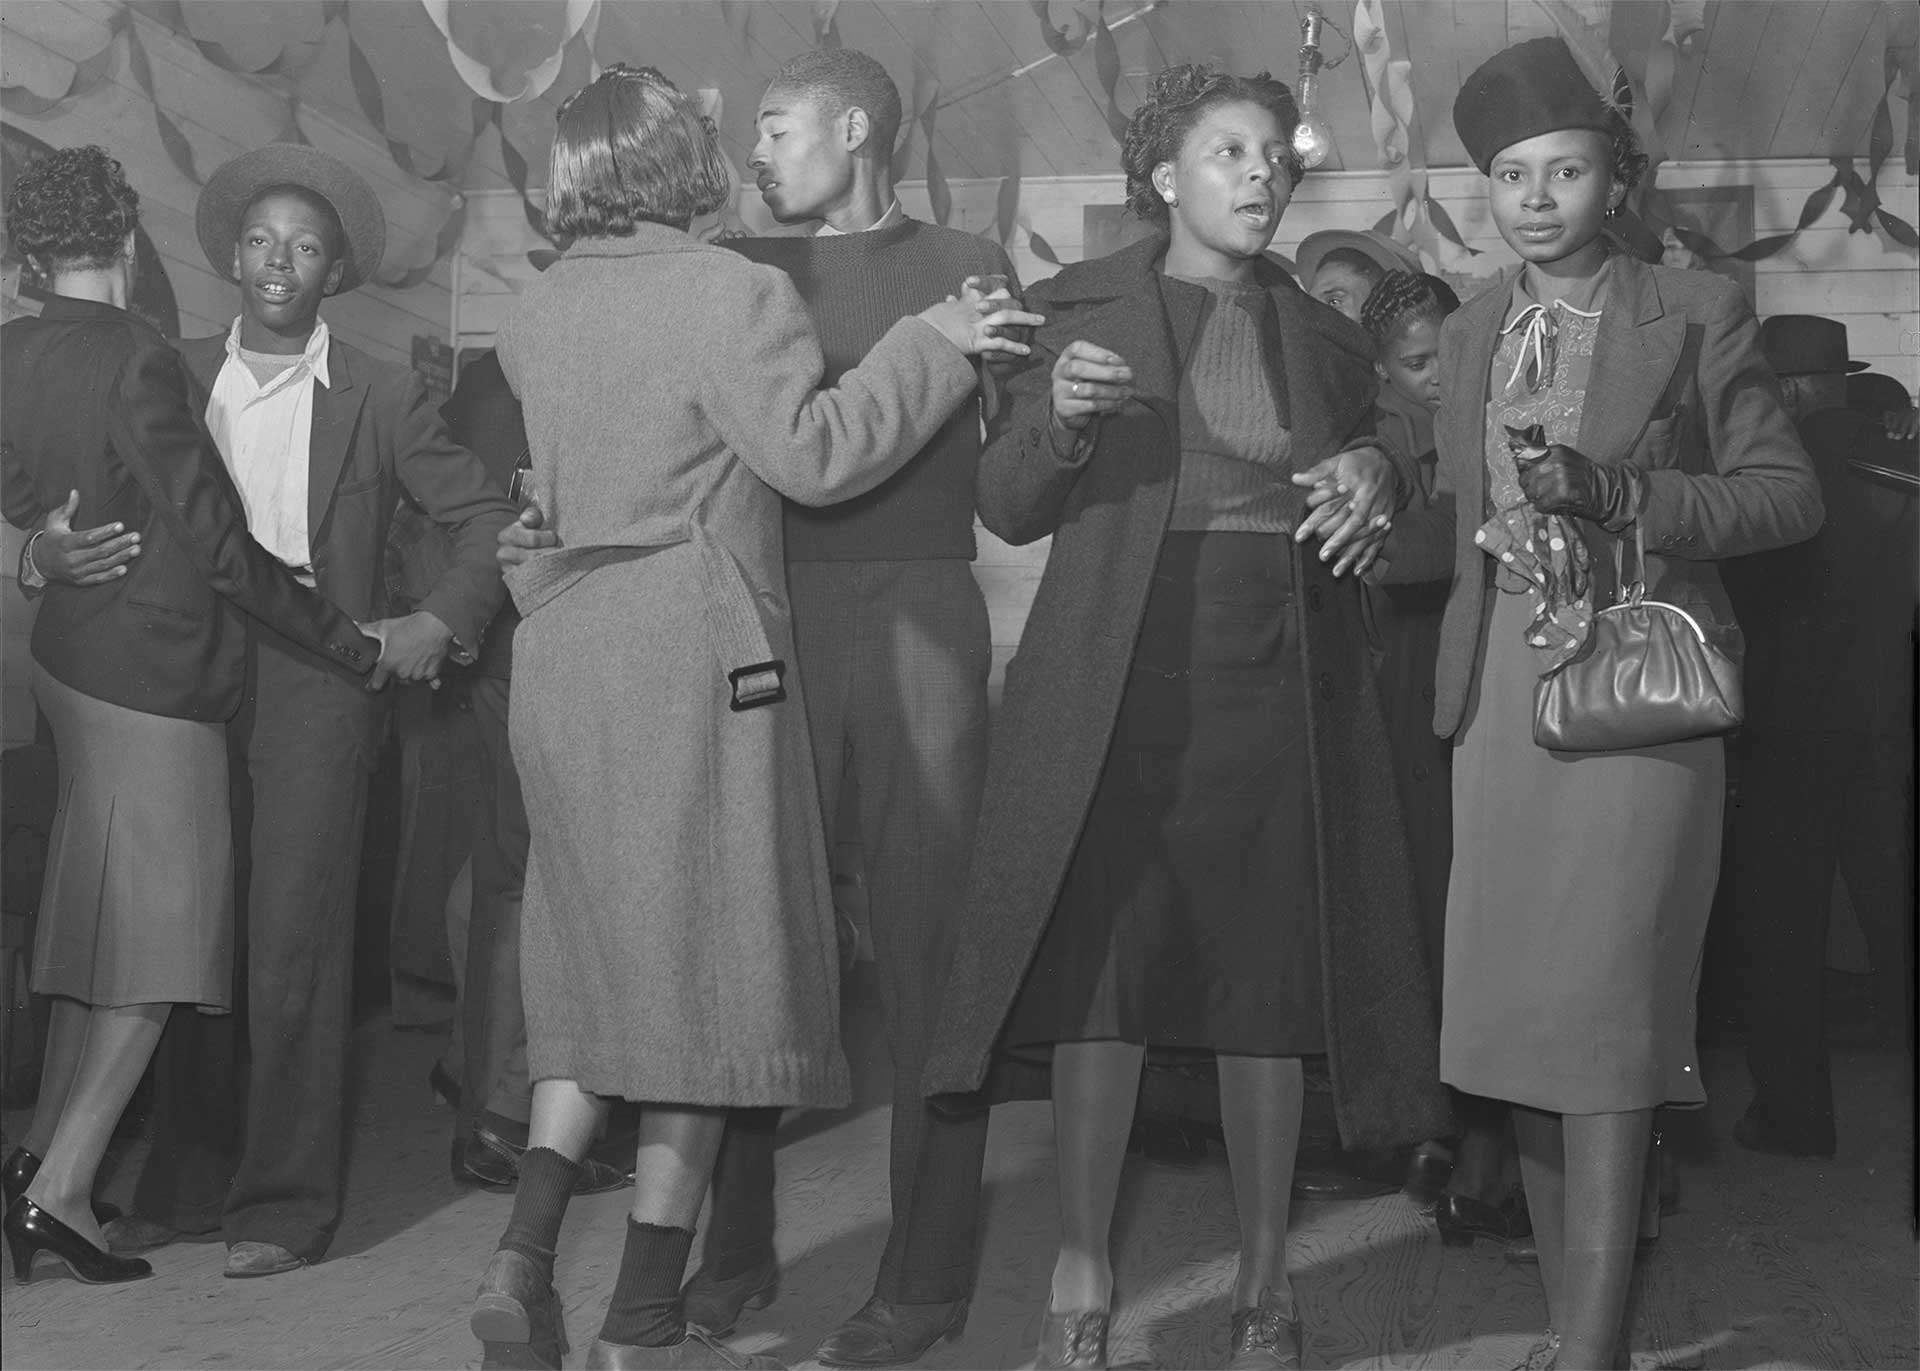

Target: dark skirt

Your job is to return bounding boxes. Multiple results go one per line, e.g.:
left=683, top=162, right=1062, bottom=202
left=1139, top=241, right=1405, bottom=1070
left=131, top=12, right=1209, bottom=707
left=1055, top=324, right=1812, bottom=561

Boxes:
left=1003, top=531, right=1324, bottom=1056
left=30, top=664, right=233, bottom=1010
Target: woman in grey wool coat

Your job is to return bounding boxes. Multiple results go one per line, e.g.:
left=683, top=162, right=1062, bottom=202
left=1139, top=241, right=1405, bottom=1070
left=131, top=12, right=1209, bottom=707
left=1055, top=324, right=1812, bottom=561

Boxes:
left=463, top=65, right=1037, bottom=1371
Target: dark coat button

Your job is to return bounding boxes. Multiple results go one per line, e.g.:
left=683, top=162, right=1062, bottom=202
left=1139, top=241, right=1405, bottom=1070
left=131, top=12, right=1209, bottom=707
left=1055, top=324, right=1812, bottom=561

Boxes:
left=1412, top=763, right=1430, bottom=781
left=1422, top=682, right=1436, bottom=702
left=1028, top=426, right=1042, bottom=444
left=1317, top=672, right=1334, bottom=701
left=1306, top=585, right=1324, bottom=612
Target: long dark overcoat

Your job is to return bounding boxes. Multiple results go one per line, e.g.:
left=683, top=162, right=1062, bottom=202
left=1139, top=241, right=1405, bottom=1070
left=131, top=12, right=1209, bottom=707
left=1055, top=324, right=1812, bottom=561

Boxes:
left=922, top=234, right=1453, bottom=1149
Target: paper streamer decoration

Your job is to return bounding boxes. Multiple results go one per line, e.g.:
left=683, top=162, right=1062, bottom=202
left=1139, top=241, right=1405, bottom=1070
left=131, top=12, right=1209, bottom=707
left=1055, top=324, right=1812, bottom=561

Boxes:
left=1030, top=0, right=1094, bottom=59
left=1092, top=7, right=1129, bottom=145
left=1352, top=0, right=1474, bottom=264
left=420, top=0, right=598, bottom=105
left=0, top=2, right=484, bottom=289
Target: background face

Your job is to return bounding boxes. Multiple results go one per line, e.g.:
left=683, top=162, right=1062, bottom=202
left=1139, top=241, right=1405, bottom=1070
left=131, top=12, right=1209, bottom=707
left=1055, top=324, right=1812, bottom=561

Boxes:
left=1309, top=261, right=1375, bottom=322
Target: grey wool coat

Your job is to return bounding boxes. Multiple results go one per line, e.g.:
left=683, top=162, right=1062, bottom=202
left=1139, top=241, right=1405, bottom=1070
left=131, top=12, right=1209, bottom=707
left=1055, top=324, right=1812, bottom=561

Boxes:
left=920, top=234, right=1454, bottom=1149
left=498, top=224, right=977, bottom=1106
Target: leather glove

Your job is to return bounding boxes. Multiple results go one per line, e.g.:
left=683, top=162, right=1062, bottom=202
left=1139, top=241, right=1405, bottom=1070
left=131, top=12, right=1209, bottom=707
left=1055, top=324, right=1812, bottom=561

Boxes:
left=1516, top=444, right=1637, bottom=529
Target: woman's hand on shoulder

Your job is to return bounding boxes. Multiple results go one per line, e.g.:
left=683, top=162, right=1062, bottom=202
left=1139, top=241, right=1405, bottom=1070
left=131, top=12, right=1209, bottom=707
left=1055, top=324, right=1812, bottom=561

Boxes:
left=917, top=284, right=1044, bottom=360
left=1291, top=445, right=1400, bottom=577
left=1050, top=340, right=1133, bottom=432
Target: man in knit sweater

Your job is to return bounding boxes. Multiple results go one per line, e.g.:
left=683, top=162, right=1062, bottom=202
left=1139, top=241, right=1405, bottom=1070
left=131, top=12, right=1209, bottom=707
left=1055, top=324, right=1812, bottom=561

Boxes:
left=502, top=46, right=1010, bottom=1368
left=711, top=49, right=1011, bottom=1369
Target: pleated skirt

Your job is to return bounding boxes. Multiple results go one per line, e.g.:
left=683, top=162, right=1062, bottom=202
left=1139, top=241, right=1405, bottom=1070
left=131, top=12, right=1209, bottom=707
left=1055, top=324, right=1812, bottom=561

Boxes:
left=30, top=665, right=232, bottom=1010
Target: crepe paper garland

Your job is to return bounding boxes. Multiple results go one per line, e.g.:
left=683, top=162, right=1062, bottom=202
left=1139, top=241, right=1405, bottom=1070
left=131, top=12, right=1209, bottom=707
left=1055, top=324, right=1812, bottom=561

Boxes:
left=1092, top=7, right=1129, bottom=146
left=813, top=1, right=843, bottom=50
left=419, top=0, right=597, bottom=106
left=1030, top=0, right=1095, bottom=60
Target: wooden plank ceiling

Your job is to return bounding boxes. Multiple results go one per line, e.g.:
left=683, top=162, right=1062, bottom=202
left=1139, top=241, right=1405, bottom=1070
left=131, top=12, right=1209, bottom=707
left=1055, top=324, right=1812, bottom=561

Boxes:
left=91, top=1, right=1912, bottom=189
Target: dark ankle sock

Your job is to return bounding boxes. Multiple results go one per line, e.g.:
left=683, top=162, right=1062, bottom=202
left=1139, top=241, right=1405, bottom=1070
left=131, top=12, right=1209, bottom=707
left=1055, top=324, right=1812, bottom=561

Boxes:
left=496, top=1147, right=581, bottom=1282
left=598, top=1220, right=696, bottom=1347
left=480, top=1108, right=531, bottom=1148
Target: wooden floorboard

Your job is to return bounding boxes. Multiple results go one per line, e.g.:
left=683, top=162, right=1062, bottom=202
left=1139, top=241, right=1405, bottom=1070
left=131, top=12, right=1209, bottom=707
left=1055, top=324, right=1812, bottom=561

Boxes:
left=3, top=1008, right=1913, bottom=1370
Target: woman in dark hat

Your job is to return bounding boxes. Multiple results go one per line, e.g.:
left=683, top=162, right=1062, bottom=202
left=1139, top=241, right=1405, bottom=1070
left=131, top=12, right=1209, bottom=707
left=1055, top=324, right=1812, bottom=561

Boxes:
left=1381, top=36, right=1823, bottom=1370
left=921, top=63, right=1448, bottom=1370
left=0, top=145, right=378, bottom=1285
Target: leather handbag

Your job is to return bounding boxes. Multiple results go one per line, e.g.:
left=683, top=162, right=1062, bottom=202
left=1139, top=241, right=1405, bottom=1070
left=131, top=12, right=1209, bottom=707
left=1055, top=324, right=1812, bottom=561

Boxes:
left=1533, top=520, right=1743, bottom=752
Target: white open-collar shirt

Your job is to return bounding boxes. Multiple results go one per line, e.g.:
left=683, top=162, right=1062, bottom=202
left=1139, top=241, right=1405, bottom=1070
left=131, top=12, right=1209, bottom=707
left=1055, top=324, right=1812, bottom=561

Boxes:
left=204, top=315, right=332, bottom=573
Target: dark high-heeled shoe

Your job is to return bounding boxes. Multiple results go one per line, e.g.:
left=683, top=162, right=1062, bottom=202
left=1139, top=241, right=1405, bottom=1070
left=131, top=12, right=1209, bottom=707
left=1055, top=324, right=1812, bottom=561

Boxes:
left=1, top=1147, right=122, bottom=1225
left=4, top=1195, right=152, bottom=1284
left=1434, top=1191, right=1532, bottom=1248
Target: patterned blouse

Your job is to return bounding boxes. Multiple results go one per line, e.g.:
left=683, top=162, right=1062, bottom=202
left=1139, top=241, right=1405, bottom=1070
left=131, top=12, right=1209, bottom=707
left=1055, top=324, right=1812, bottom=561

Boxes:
left=1475, top=254, right=1617, bottom=673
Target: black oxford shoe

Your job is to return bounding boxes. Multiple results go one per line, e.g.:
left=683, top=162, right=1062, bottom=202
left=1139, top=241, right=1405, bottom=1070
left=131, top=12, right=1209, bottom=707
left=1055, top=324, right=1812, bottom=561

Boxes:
left=813, top=1295, right=968, bottom=1368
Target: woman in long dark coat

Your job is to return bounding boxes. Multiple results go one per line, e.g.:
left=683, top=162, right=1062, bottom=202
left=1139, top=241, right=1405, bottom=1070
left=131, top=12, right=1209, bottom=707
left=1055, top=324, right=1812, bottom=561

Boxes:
left=921, top=66, right=1449, bottom=1370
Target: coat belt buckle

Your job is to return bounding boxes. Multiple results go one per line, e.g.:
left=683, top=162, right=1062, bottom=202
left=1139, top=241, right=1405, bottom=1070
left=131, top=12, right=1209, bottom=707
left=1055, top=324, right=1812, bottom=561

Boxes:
left=728, top=660, right=787, bottom=712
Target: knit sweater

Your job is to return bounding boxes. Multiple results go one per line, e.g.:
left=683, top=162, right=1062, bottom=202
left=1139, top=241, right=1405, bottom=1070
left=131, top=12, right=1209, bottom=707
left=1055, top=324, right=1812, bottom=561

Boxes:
left=1166, top=274, right=1294, bottom=533
left=729, top=218, right=1014, bottom=562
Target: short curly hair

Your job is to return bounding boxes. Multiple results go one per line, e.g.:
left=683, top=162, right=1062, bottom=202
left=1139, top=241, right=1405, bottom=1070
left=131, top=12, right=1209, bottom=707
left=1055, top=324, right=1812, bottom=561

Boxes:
left=5, top=144, right=140, bottom=271
left=547, top=64, right=731, bottom=239
left=1360, top=270, right=1461, bottom=347
left=1121, top=65, right=1302, bottom=223
left=766, top=47, right=903, bottom=162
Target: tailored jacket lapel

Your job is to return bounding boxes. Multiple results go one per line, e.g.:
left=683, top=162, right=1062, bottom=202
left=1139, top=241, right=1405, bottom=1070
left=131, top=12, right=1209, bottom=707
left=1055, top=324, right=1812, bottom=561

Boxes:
left=1574, top=254, right=1688, bottom=466
left=307, top=339, right=368, bottom=546
left=1269, top=277, right=1374, bottom=459
left=1039, top=233, right=1201, bottom=455
left=175, top=333, right=224, bottom=395
left=1040, top=234, right=1369, bottom=474
left=173, top=331, right=367, bottom=548
left=1440, top=282, right=1505, bottom=534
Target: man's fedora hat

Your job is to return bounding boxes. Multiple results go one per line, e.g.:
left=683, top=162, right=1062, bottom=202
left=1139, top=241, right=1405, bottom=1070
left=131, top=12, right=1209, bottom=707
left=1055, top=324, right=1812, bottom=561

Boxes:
left=1759, top=314, right=1869, bottom=376
left=196, top=143, right=386, bottom=293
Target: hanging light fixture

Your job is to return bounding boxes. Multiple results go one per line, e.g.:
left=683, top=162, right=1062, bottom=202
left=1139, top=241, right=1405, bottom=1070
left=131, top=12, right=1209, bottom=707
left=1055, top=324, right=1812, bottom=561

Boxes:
left=1293, top=4, right=1337, bottom=170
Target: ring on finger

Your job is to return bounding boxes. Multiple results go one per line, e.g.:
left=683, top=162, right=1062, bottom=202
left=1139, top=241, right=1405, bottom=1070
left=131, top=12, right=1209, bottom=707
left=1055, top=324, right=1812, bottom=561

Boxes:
left=1071, top=381, right=1084, bottom=397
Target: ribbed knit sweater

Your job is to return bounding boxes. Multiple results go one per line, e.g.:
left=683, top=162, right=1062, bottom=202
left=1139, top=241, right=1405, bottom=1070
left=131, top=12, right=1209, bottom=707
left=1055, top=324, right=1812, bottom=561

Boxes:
left=1166, top=274, right=1295, bottom=533
left=729, top=218, right=1014, bottom=562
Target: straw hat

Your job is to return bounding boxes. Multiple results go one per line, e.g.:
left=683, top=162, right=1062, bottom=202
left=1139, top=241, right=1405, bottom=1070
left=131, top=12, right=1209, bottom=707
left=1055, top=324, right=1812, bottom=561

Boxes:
left=1293, top=229, right=1422, bottom=286
left=196, top=143, right=386, bottom=293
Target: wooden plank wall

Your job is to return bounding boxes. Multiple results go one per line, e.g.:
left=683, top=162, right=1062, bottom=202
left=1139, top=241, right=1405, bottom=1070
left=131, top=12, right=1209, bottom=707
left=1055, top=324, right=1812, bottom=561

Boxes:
left=1, top=2, right=464, bottom=746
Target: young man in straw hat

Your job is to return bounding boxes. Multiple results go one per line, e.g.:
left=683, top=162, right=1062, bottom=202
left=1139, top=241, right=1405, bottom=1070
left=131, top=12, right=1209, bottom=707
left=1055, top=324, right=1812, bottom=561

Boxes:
left=59, top=142, right=519, bottom=1277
